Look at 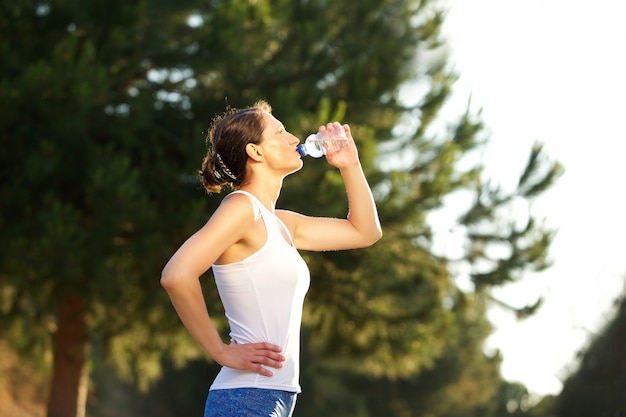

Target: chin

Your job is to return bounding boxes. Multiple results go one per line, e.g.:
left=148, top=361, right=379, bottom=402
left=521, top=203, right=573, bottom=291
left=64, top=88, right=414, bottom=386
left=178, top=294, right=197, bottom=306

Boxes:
left=288, top=160, right=304, bottom=175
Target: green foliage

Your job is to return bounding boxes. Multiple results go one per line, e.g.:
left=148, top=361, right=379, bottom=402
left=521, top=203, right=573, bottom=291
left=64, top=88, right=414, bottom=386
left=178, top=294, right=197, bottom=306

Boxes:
left=0, top=0, right=213, bottom=389
left=462, top=142, right=563, bottom=291
left=551, top=297, right=626, bottom=417
left=0, top=0, right=563, bottom=415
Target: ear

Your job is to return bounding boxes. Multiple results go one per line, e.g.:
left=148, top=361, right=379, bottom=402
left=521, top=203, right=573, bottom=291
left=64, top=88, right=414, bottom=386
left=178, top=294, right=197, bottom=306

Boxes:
left=245, top=143, right=264, bottom=162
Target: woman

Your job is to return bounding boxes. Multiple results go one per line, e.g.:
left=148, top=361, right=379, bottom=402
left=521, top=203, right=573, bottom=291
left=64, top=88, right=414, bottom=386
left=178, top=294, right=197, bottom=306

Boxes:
left=161, top=100, right=382, bottom=417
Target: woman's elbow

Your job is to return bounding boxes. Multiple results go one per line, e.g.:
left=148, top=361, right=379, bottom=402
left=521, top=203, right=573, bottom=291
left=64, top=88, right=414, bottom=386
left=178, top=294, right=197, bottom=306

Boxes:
left=371, top=228, right=383, bottom=245
left=160, top=265, right=180, bottom=291
left=361, top=227, right=382, bottom=247
left=160, top=272, right=172, bottom=291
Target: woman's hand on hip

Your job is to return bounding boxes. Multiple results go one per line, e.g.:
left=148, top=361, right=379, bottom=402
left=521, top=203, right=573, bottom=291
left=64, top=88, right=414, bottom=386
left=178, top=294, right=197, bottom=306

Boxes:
left=218, top=340, right=285, bottom=377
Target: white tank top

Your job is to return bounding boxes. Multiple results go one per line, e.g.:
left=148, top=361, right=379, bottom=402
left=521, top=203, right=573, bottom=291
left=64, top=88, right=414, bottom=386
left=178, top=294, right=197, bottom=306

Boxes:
left=210, top=191, right=311, bottom=393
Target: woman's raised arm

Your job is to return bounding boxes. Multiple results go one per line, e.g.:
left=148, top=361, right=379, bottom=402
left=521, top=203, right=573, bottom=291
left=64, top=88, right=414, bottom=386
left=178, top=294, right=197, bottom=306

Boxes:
left=277, top=123, right=382, bottom=251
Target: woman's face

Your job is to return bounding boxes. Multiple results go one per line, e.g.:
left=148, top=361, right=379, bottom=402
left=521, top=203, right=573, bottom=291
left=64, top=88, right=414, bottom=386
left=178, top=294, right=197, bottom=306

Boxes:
left=257, top=112, right=303, bottom=174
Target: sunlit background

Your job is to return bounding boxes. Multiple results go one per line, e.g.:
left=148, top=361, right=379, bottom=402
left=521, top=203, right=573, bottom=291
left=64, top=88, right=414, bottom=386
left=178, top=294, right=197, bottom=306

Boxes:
left=2, top=2, right=625, bottom=415
left=439, top=0, right=626, bottom=396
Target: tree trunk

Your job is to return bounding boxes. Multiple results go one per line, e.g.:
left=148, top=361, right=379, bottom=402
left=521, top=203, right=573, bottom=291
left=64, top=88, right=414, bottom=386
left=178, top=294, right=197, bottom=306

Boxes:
left=46, top=291, right=89, bottom=417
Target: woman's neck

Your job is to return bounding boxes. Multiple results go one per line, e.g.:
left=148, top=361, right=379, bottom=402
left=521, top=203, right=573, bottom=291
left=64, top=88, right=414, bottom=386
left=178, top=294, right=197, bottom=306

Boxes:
left=239, top=178, right=283, bottom=212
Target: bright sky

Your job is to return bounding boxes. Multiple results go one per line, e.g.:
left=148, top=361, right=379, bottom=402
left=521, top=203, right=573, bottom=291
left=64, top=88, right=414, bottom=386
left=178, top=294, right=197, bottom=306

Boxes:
left=438, top=0, right=626, bottom=396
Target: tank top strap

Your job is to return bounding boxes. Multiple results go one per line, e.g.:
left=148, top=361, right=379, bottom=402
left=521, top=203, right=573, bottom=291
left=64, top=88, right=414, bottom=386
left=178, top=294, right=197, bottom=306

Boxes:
left=229, top=190, right=295, bottom=247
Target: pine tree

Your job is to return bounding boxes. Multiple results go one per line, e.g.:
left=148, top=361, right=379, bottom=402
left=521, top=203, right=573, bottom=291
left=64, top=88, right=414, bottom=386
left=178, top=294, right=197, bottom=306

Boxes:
left=0, top=1, right=562, bottom=416
left=552, top=296, right=626, bottom=417
left=0, top=1, right=217, bottom=415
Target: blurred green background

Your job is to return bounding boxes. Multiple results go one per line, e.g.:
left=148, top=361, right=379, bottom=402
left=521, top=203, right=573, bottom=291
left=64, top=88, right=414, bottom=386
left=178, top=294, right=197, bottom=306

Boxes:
left=1, top=1, right=623, bottom=416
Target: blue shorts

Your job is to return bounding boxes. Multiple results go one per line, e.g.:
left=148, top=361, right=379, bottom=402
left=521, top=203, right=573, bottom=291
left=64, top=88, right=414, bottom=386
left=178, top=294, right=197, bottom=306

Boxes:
left=204, top=388, right=297, bottom=417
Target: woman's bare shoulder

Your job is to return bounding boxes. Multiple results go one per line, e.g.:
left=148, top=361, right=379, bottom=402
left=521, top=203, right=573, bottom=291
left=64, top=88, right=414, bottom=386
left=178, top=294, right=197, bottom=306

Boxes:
left=218, top=191, right=260, bottom=219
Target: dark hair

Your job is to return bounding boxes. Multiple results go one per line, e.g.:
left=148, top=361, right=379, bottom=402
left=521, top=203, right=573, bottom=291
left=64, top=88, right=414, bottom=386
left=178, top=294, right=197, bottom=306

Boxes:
left=199, top=100, right=272, bottom=194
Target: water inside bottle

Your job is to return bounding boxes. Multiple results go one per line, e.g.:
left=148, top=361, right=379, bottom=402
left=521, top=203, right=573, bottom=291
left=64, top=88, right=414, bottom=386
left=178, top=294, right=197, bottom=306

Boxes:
left=315, top=138, right=347, bottom=154
left=297, top=128, right=348, bottom=158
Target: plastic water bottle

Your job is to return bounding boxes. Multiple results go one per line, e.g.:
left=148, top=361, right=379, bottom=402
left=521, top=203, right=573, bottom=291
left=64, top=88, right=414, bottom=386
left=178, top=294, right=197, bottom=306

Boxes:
left=296, top=124, right=348, bottom=158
